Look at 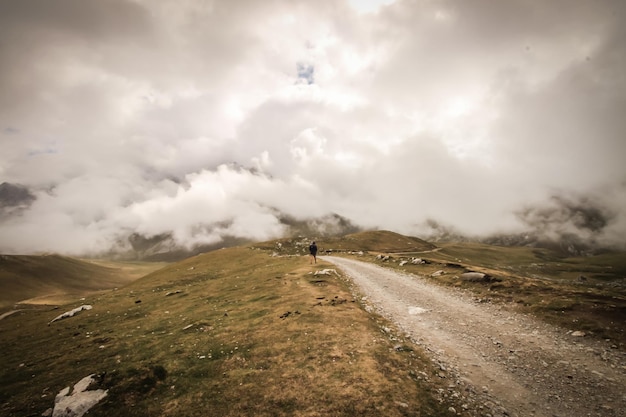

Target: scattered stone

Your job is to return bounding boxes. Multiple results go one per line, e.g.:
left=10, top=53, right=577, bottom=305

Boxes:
left=49, top=305, right=93, bottom=324
left=42, top=408, right=53, bottom=417
left=165, top=290, right=182, bottom=296
left=571, top=331, right=586, bottom=337
left=399, top=260, right=408, bottom=266
left=134, top=300, right=141, bottom=304
left=183, top=324, right=194, bottom=330
left=448, top=406, right=457, bottom=414
left=52, top=374, right=107, bottom=417
left=460, top=272, right=487, bottom=282
left=411, top=258, right=424, bottom=264
left=431, top=270, right=445, bottom=277
left=314, top=269, right=338, bottom=276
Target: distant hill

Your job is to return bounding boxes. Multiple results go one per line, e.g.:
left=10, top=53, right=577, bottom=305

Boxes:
left=327, top=230, right=437, bottom=253
left=254, top=230, right=437, bottom=255
left=0, top=255, right=164, bottom=309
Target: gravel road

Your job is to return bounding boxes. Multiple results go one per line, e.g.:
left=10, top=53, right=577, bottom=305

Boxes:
left=322, top=256, right=626, bottom=417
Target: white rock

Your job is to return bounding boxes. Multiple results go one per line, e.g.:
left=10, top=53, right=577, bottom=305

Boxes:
left=314, top=269, right=337, bottom=276
left=571, top=331, right=586, bottom=337
left=53, top=375, right=107, bottom=417
left=49, top=305, right=93, bottom=324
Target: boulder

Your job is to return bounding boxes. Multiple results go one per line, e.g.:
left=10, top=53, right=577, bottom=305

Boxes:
left=52, top=375, right=107, bottom=417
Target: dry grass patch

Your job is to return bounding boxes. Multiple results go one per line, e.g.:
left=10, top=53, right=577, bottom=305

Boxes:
left=1, top=247, right=457, bottom=417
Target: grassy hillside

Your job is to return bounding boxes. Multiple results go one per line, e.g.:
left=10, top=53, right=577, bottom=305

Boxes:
left=0, top=255, right=167, bottom=309
left=354, top=241, right=626, bottom=346
left=254, top=230, right=436, bottom=255
left=0, top=246, right=459, bottom=417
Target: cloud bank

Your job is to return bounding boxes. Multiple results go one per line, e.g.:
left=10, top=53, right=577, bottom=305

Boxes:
left=1, top=0, right=625, bottom=255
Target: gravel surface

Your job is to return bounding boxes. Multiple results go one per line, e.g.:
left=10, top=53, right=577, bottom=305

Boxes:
left=323, top=256, right=626, bottom=417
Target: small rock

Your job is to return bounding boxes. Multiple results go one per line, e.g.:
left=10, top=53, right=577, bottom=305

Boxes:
left=448, top=406, right=457, bottom=414
left=314, top=269, right=337, bottom=276
left=571, top=331, right=586, bottom=337
left=460, top=272, right=488, bottom=282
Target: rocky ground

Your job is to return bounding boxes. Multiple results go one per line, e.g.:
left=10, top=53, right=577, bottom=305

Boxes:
left=323, top=256, right=626, bottom=417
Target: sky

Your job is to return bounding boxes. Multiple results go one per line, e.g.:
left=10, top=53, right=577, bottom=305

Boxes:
left=1, top=0, right=625, bottom=255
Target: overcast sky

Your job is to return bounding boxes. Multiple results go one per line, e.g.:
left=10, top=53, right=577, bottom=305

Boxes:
left=1, top=0, right=625, bottom=255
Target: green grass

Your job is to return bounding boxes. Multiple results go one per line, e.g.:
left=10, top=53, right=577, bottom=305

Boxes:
left=0, top=246, right=459, bottom=417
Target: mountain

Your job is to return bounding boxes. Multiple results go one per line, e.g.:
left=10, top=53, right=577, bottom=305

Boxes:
left=422, top=219, right=615, bottom=257
left=114, top=212, right=364, bottom=261
left=0, top=182, right=35, bottom=207
left=0, top=182, right=36, bottom=217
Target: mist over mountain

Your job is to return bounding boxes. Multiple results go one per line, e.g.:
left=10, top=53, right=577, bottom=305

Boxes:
left=1, top=1, right=625, bottom=256
left=0, top=182, right=35, bottom=216
left=104, top=212, right=362, bottom=261
left=423, top=190, right=625, bottom=256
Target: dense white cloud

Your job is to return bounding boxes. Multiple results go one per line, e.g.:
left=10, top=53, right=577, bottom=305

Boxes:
left=0, top=0, right=625, bottom=255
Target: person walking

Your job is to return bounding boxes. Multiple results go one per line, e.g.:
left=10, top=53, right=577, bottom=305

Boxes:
left=309, top=241, right=318, bottom=264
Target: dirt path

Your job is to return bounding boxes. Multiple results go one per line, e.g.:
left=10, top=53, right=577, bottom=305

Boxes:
left=322, top=256, right=626, bottom=417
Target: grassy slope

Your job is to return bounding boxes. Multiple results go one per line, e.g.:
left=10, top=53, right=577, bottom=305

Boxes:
left=255, top=230, right=436, bottom=255
left=0, top=255, right=167, bottom=309
left=355, top=241, right=626, bottom=346
left=0, top=246, right=458, bottom=417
